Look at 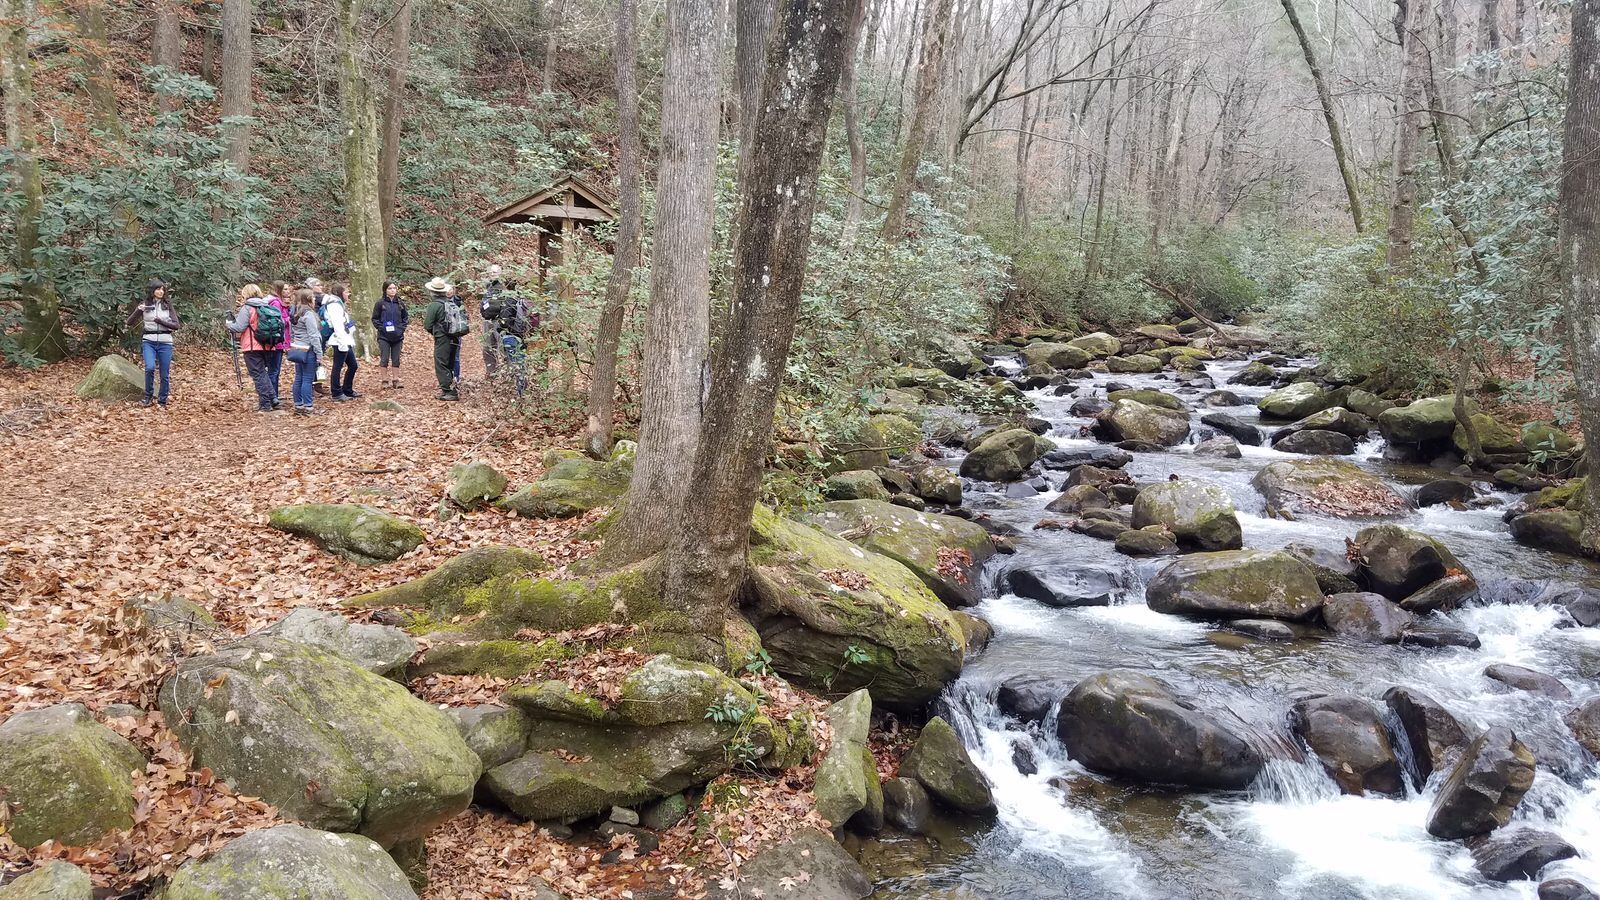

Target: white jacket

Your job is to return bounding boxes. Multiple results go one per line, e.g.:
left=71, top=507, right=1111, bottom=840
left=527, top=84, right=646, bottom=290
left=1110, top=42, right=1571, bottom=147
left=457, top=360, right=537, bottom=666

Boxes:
left=323, top=297, right=357, bottom=351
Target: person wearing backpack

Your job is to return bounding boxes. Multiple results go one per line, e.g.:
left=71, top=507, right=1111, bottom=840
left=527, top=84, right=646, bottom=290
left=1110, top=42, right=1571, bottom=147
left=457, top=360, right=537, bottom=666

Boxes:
left=497, top=285, right=534, bottom=398
left=287, top=288, right=324, bottom=416
left=225, top=284, right=283, bottom=412
left=446, top=284, right=466, bottom=384
left=125, top=277, right=181, bottom=408
left=422, top=276, right=466, bottom=401
left=479, top=265, right=506, bottom=376
left=371, top=281, right=407, bottom=389
left=321, top=282, right=360, bottom=401
left=262, top=282, right=293, bottom=409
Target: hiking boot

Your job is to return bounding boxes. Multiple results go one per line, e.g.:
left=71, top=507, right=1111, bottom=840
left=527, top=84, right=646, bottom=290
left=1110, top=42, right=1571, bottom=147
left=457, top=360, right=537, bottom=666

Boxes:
left=140, top=398, right=153, bottom=408
left=332, top=394, right=351, bottom=402
left=344, top=390, right=363, bottom=399
left=271, top=400, right=285, bottom=410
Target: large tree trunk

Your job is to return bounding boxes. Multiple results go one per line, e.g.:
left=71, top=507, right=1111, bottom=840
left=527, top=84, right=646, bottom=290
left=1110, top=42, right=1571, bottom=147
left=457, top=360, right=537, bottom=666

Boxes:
left=881, top=0, right=954, bottom=243
left=600, top=0, right=723, bottom=563
left=662, top=0, right=858, bottom=661
left=153, top=0, right=183, bottom=111
left=840, top=0, right=869, bottom=242
left=2, top=0, right=66, bottom=362
left=378, top=0, right=412, bottom=246
left=541, top=0, right=566, bottom=92
left=1281, top=0, right=1366, bottom=232
left=220, top=0, right=252, bottom=174
left=338, top=0, right=385, bottom=352
left=735, top=0, right=776, bottom=191
left=1559, top=0, right=1600, bottom=552
left=585, top=0, right=643, bottom=459
left=73, top=0, right=123, bottom=139
left=1387, top=0, right=1431, bottom=267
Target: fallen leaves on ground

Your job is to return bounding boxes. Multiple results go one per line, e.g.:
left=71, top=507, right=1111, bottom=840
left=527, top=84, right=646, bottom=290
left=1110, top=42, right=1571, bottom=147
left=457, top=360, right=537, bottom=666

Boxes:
left=1303, top=479, right=1407, bottom=517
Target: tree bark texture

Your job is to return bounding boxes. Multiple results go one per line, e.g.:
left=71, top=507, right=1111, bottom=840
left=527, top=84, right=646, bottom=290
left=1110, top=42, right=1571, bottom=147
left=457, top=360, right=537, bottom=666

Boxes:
left=663, top=0, right=859, bottom=661
left=1281, top=0, right=1366, bottom=232
left=881, top=0, right=954, bottom=243
left=73, top=0, right=123, bottom=139
left=585, top=0, right=643, bottom=459
left=338, top=0, right=386, bottom=352
left=840, top=0, right=868, bottom=240
left=735, top=0, right=777, bottom=191
left=541, top=0, right=566, bottom=92
left=602, top=0, right=723, bottom=563
left=378, top=0, right=412, bottom=246
left=1558, top=0, right=1600, bottom=551
left=153, top=0, right=184, bottom=111
left=1387, top=0, right=1431, bottom=267
left=221, top=0, right=252, bottom=175
left=2, top=0, right=66, bottom=361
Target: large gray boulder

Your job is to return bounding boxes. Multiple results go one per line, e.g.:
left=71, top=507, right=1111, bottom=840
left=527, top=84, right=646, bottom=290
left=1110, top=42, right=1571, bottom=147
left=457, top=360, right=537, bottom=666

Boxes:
left=1290, top=695, right=1404, bottom=796
left=909, top=464, right=963, bottom=506
left=1568, top=698, right=1600, bottom=758
left=1272, top=429, right=1357, bottom=456
left=1096, top=400, right=1191, bottom=447
left=0, top=862, right=92, bottom=899
left=1200, top=412, right=1261, bottom=445
left=1056, top=671, right=1262, bottom=789
left=959, top=428, right=1055, bottom=482
left=1426, top=726, right=1536, bottom=839
left=1384, top=687, right=1471, bottom=782
left=75, top=354, right=144, bottom=401
left=705, top=828, right=872, bottom=900
left=255, top=608, right=416, bottom=679
left=0, top=703, right=144, bottom=848
left=1144, top=550, right=1324, bottom=622
left=814, top=689, right=882, bottom=832
left=1020, top=341, right=1093, bottom=371
left=1252, top=458, right=1407, bottom=518
left=268, top=504, right=425, bottom=564
left=499, top=449, right=632, bottom=519
left=1130, top=480, right=1243, bottom=551
left=445, top=704, right=532, bottom=770
left=445, top=461, right=508, bottom=510
left=807, top=500, right=995, bottom=608
left=159, top=638, right=480, bottom=848
left=1351, top=524, right=1474, bottom=601
left=1278, top=407, right=1374, bottom=439
left=159, top=825, right=417, bottom=899
left=1068, top=332, right=1122, bottom=358
left=1257, top=383, right=1331, bottom=420
left=1321, top=592, right=1414, bottom=644
left=899, top=716, right=993, bottom=815
left=1470, top=829, right=1578, bottom=882
left=1378, top=396, right=1466, bottom=445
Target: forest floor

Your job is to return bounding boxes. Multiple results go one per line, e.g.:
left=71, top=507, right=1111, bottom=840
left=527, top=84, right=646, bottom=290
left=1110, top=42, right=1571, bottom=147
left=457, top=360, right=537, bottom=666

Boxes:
left=0, top=345, right=823, bottom=898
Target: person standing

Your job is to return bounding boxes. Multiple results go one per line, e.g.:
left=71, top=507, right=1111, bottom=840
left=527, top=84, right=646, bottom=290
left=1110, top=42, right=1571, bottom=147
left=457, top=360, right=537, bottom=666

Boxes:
left=306, top=277, right=333, bottom=396
left=264, top=282, right=293, bottom=409
left=126, top=277, right=181, bottom=408
left=287, top=288, right=324, bottom=416
left=371, top=281, right=407, bottom=389
left=322, top=283, right=360, bottom=401
left=226, top=284, right=284, bottom=412
left=479, top=264, right=506, bottom=376
left=422, top=276, right=465, bottom=401
left=446, top=283, right=465, bottom=384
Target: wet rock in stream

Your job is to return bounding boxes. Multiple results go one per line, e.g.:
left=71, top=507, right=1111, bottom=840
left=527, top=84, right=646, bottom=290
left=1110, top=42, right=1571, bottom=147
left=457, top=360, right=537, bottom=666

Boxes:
left=1425, top=726, right=1536, bottom=839
left=1289, top=695, right=1405, bottom=796
left=1384, top=686, right=1472, bottom=782
left=1144, top=550, right=1324, bottom=622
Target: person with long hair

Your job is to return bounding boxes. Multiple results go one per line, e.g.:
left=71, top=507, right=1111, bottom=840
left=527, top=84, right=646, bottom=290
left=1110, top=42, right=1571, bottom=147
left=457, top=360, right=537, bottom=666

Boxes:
left=286, top=288, right=324, bottom=416
left=323, top=283, right=360, bottom=401
left=125, top=277, right=180, bottom=408
left=225, top=284, right=280, bottom=412
left=264, top=281, right=293, bottom=409
left=371, top=281, right=408, bottom=389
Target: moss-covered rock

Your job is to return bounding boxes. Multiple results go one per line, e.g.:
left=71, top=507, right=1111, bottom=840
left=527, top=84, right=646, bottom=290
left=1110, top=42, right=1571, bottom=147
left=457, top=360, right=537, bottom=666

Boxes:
left=744, top=507, right=965, bottom=711
left=899, top=716, right=993, bottom=815
left=1521, top=422, right=1577, bottom=455
left=828, top=414, right=923, bottom=471
left=345, top=546, right=548, bottom=618
left=256, top=608, right=416, bottom=679
left=822, top=470, right=891, bottom=502
left=1105, top=353, right=1161, bottom=374
left=0, top=704, right=144, bottom=848
left=269, top=504, right=425, bottom=564
left=1252, top=457, right=1408, bottom=518
left=1509, top=509, right=1584, bottom=557
left=704, top=827, right=872, bottom=900
left=1068, top=332, right=1122, bottom=358
left=1095, top=399, right=1191, bottom=447
left=0, top=862, right=92, bottom=899
left=909, top=464, right=962, bottom=506
left=1020, top=342, right=1093, bottom=371
left=1351, top=525, right=1474, bottom=601
left=1134, top=323, right=1186, bottom=343
left=1131, top=480, right=1243, bottom=551
left=159, top=825, right=417, bottom=900
left=917, top=332, right=986, bottom=378
left=1531, top=478, right=1586, bottom=511
left=761, top=706, right=818, bottom=771
left=814, top=689, right=880, bottom=830
left=1229, top=361, right=1277, bottom=386
left=1145, top=550, right=1324, bottom=621
left=959, top=428, right=1054, bottom=482
left=1258, top=383, right=1332, bottom=420
left=446, top=461, right=508, bottom=510
left=1284, top=407, right=1375, bottom=438
left=159, top=638, right=480, bottom=848
left=806, top=500, right=995, bottom=608
left=1453, top=414, right=1525, bottom=457
left=498, top=454, right=631, bottom=519
left=1344, top=389, right=1394, bottom=420
left=1106, top=389, right=1185, bottom=411
left=75, top=354, right=144, bottom=402
left=411, top=638, right=573, bottom=679
left=485, top=655, right=773, bottom=821
left=1378, top=396, right=1472, bottom=445
left=445, top=704, right=531, bottom=771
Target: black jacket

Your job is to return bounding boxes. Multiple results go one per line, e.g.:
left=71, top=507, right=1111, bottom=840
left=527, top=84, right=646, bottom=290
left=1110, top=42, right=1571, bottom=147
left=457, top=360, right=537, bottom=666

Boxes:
left=372, top=296, right=409, bottom=342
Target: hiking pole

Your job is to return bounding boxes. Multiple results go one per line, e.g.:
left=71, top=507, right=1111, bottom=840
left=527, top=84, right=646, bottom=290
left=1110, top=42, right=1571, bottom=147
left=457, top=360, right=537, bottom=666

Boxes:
left=224, top=317, right=244, bottom=390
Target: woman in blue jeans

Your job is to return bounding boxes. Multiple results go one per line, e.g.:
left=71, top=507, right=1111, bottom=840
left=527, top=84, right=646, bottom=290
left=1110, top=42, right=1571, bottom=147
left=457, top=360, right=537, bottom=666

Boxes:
left=125, top=278, right=181, bottom=408
left=287, top=288, right=324, bottom=416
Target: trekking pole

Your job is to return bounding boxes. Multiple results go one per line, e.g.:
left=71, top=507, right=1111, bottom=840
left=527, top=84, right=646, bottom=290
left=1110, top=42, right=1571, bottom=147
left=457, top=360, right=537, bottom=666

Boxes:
left=226, top=328, right=244, bottom=390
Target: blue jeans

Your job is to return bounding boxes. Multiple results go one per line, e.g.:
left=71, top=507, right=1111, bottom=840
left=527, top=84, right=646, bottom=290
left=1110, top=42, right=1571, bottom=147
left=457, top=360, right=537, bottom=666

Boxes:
left=141, top=340, right=173, bottom=404
left=289, top=349, right=317, bottom=408
left=501, top=334, right=527, bottom=397
left=266, top=349, right=284, bottom=404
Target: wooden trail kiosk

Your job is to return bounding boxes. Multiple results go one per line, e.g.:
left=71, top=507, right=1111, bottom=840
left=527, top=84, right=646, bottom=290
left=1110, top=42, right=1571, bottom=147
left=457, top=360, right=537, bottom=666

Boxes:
left=482, top=176, right=617, bottom=295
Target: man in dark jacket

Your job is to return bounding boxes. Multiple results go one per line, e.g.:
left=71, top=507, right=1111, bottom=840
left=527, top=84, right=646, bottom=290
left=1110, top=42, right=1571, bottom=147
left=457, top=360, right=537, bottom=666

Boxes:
left=479, top=264, right=506, bottom=376
left=422, top=277, right=463, bottom=401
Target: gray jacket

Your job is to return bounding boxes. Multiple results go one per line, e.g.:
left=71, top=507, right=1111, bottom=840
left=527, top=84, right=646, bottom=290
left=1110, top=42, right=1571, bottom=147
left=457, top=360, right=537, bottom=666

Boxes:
left=290, top=308, right=323, bottom=357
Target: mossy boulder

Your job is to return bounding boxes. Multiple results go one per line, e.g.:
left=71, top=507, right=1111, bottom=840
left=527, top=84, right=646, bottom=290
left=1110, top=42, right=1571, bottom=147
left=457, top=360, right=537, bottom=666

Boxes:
left=0, top=862, right=92, bottom=899
left=1252, top=457, right=1407, bottom=518
left=1096, top=400, right=1191, bottom=447
left=1351, top=525, right=1474, bottom=601
left=159, top=638, right=480, bottom=848
left=1145, top=550, right=1324, bottom=621
left=75, top=354, right=144, bottom=401
left=806, top=500, right=994, bottom=608
left=159, top=825, right=417, bottom=900
left=1282, top=407, right=1374, bottom=439
left=1344, top=389, right=1394, bottom=420
left=269, top=504, right=425, bottom=564
left=346, top=546, right=548, bottom=618
left=1068, top=332, right=1122, bottom=358
left=1229, top=361, right=1277, bottom=386
left=1509, top=510, right=1585, bottom=557
left=814, top=689, right=881, bottom=831
left=484, top=655, right=773, bottom=821
left=445, top=704, right=531, bottom=770
left=909, top=464, right=963, bottom=506
left=1106, top=389, right=1185, bottom=411
left=1020, top=341, right=1093, bottom=371
left=499, top=453, right=631, bottom=519
left=1131, top=480, right=1243, bottom=551
left=1521, top=422, right=1577, bottom=455
left=822, top=470, right=891, bottom=502
left=829, top=414, right=923, bottom=471
left=1133, top=323, right=1186, bottom=343
left=446, top=461, right=508, bottom=510
left=959, top=428, right=1055, bottom=482
left=1453, top=414, right=1526, bottom=457
left=745, top=507, right=966, bottom=711
left=1258, top=383, right=1332, bottom=420
left=899, top=716, right=993, bottom=815
left=1378, top=396, right=1472, bottom=445
left=704, top=827, right=872, bottom=900
left=255, top=608, right=416, bottom=679
left=917, top=332, right=986, bottom=378
left=411, top=637, right=573, bottom=679
left=761, top=706, right=818, bottom=771
left=1531, top=478, right=1585, bottom=511
left=0, top=703, right=144, bottom=848
left=1105, top=353, right=1161, bottom=374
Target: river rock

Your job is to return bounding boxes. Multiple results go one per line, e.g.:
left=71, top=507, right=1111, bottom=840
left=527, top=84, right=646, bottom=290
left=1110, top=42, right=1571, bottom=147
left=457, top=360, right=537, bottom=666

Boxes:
left=997, top=676, right=1067, bottom=723
left=1115, top=527, right=1181, bottom=557
left=1567, top=698, right=1600, bottom=758
left=808, top=500, right=994, bottom=608
left=882, top=777, right=933, bottom=833
left=160, top=825, right=417, bottom=899
left=1067, top=332, right=1122, bottom=358
left=1344, top=389, right=1393, bottom=419
left=255, top=608, right=417, bottom=679
left=1378, top=396, right=1464, bottom=445
left=1415, top=479, right=1475, bottom=507
left=269, top=503, right=425, bottom=564
left=1425, top=726, right=1537, bottom=839
left=705, top=827, right=872, bottom=900
left=960, top=429, right=1055, bottom=482
left=1200, top=412, right=1262, bottom=446
left=1229, top=361, right=1277, bottom=386
left=1046, top=484, right=1111, bottom=514
left=0, top=861, right=92, bottom=899
left=75, top=354, right=145, bottom=401
left=1096, top=400, right=1191, bottom=447
left=1001, top=560, right=1128, bottom=608
left=919, top=332, right=986, bottom=377
left=823, top=469, right=891, bottom=501
left=1400, top=573, right=1479, bottom=614
left=1041, top=446, right=1133, bottom=470
left=1145, top=550, right=1324, bottom=621
left=1455, top=414, right=1528, bottom=458
left=1021, top=341, right=1093, bottom=371
left=1399, top=622, right=1483, bottom=649
left=1258, top=383, right=1331, bottom=420
left=900, top=716, right=994, bottom=814
left=1193, top=436, right=1242, bottom=458
left=1107, top=389, right=1185, bottom=411
left=1510, top=510, right=1585, bottom=557
left=1106, top=353, right=1162, bottom=374
left=1252, top=458, right=1407, bottom=518
left=1540, top=880, right=1600, bottom=900
left=1279, top=407, right=1374, bottom=439
left=1351, top=525, right=1473, bottom=601
left=1484, top=664, right=1571, bottom=700
left=1071, top=397, right=1113, bottom=417
left=1227, top=619, right=1296, bottom=642
left=832, top=414, right=922, bottom=470
left=0, top=703, right=144, bottom=848
left=446, top=461, right=508, bottom=510
left=1290, top=695, right=1404, bottom=796
left=813, top=689, right=881, bottom=832
left=1063, top=464, right=1131, bottom=490
left=1284, top=543, right=1361, bottom=594
left=1131, top=479, right=1243, bottom=551
left=1202, top=390, right=1244, bottom=407
left=160, top=638, right=479, bottom=848
left=909, top=464, right=963, bottom=506
left=1321, top=592, right=1414, bottom=643
left=1470, top=829, right=1579, bottom=882
left=1055, top=671, right=1263, bottom=789
left=1383, top=687, right=1471, bottom=782
left=1272, top=429, right=1357, bottom=456
left=500, top=449, right=633, bottom=518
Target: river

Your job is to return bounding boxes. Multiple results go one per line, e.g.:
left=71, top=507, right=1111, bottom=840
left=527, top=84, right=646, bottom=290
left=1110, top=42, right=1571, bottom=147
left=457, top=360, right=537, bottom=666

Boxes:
left=855, top=353, right=1600, bottom=900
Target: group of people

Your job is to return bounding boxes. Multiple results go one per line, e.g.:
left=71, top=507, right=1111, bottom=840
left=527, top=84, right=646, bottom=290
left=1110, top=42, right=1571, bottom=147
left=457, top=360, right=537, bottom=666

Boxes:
left=128, top=269, right=538, bottom=412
